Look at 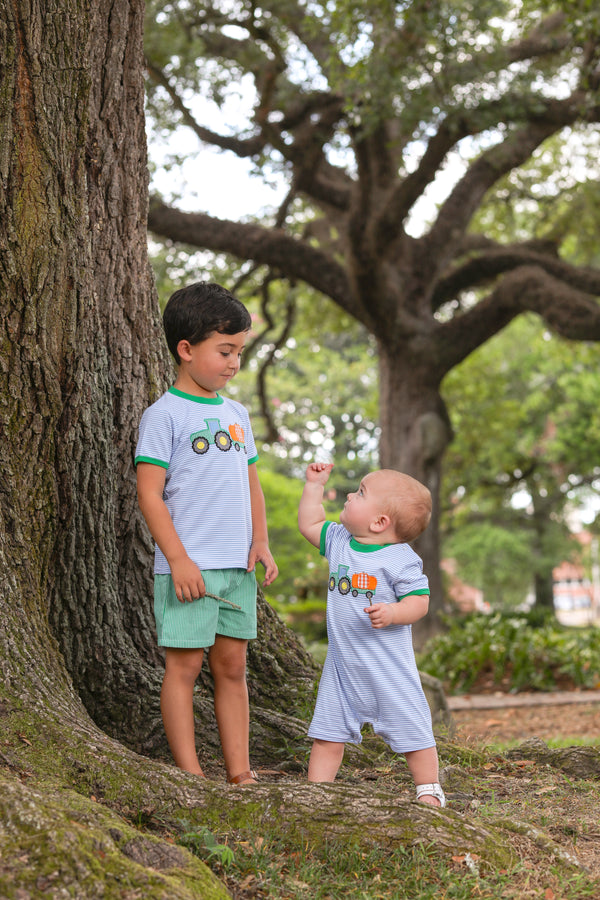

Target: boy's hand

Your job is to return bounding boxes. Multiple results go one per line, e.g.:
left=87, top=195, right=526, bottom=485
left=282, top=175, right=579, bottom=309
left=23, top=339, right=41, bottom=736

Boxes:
left=170, top=557, right=206, bottom=603
left=306, top=462, right=334, bottom=485
left=364, top=603, right=395, bottom=629
left=248, top=541, right=279, bottom=586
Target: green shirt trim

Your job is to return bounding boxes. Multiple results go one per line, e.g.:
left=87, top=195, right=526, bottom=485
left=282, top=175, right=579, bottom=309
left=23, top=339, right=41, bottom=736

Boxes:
left=135, top=455, right=168, bottom=469
left=168, top=387, right=224, bottom=404
left=136, top=451, right=258, bottom=469
left=349, top=536, right=394, bottom=553
left=319, top=523, right=393, bottom=556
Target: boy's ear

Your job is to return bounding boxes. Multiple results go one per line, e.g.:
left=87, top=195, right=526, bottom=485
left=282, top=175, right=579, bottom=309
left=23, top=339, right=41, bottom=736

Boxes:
left=177, top=339, right=193, bottom=362
left=370, top=513, right=391, bottom=533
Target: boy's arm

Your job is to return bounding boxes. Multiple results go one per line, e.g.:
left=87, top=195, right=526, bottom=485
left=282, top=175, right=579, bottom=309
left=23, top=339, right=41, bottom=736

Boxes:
left=247, top=463, right=278, bottom=586
left=136, top=462, right=206, bottom=602
left=364, top=593, right=429, bottom=629
left=298, top=462, right=334, bottom=549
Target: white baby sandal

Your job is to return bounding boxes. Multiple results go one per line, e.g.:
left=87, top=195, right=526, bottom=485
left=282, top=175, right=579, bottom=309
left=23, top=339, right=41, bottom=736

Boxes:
left=415, top=782, right=446, bottom=807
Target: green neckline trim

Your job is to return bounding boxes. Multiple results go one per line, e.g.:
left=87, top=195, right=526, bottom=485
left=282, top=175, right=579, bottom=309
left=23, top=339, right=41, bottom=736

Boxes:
left=320, top=523, right=393, bottom=555
left=168, top=387, right=224, bottom=404
left=349, top=536, right=393, bottom=552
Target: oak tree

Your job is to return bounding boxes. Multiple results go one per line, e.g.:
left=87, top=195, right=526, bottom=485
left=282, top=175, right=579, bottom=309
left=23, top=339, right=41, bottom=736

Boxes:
left=145, top=0, right=600, bottom=635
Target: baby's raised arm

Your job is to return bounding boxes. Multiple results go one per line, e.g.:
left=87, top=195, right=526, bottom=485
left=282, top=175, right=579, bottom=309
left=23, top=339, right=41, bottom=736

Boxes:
left=298, top=463, right=334, bottom=548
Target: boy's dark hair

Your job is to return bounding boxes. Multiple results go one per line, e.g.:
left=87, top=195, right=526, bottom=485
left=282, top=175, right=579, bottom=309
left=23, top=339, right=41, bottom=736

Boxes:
left=163, top=282, right=252, bottom=363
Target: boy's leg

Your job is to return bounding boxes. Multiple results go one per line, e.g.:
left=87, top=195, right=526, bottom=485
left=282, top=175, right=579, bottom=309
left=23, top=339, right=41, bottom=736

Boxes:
left=404, top=746, right=443, bottom=806
left=208, top=634, right=255, bottom=784
left=308, top=739, right=345, bottom=782
left=161, top=647, right=205, bottom=775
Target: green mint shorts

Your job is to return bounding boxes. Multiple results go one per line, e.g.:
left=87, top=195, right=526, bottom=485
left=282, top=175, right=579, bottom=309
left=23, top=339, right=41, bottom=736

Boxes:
left=154, top=568, right=257, bottom=648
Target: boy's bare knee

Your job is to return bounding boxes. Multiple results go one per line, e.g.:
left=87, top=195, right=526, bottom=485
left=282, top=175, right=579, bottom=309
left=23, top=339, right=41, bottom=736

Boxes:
left=208, top=636, right=248, bottom=682
left=209, top=655, right=247, bottom=682
left=164, top=648, right=204, bottom=682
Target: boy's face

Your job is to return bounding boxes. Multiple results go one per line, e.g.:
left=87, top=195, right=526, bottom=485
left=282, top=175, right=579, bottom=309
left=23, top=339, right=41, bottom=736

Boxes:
left=176, top=330, right=248, bottom=397
left=340, top=471, right=390, bottom=538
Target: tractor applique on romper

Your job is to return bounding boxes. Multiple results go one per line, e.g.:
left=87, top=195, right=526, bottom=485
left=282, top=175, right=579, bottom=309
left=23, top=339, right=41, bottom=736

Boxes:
left=190, top=418, right=246, bottom=454
left=328, top=564, right=377, bottom=600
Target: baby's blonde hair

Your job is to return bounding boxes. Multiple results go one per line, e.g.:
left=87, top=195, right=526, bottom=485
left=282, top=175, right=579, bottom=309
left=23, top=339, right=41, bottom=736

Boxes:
left=377, top=469, right=431, bottom=543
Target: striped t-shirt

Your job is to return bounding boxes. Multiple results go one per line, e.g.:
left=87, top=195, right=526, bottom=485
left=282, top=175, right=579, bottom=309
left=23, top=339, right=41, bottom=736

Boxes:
left=135, top=387, right=258, bottom=574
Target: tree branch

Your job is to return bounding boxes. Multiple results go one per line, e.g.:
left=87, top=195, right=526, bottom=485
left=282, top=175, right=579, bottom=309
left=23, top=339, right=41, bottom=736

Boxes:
left=432, top=244, right=600, bottom=310
left=147, top=198, right=360, bottom=316
left=374, top=80, right=585, bottom=252
left=256, top=307, right=295, bottom=443
left=242, top=276, right=296, bottom=443
left=423, top=99, right=588, bottom=266
left=145, top=59, right=266, bottom=157
left=432, top=266, right=600, bottom=375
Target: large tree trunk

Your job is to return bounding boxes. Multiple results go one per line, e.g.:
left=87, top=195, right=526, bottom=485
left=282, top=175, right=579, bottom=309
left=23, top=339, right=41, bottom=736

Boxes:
left=0, top=0, right=315, bottom=767
left=377, top=346, right=452, bottom=642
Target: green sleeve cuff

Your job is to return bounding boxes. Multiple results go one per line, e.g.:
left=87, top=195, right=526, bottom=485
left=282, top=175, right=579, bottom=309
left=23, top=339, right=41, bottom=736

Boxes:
left=396, top=589, right=430, bottom=601
left=319, top=521, right=333, bottom=556
left=134, top=456, right=169, bottom=469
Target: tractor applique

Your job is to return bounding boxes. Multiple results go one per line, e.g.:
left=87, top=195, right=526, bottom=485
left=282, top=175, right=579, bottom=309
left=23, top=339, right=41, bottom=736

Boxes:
left=328, top=564, right=377, bottom=599
left=190, top=419, right=246, bottom=454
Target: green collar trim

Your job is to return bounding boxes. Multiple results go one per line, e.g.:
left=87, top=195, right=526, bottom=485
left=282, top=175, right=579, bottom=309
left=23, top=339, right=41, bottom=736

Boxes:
left=169, top=387, right=224, bottom=405
left=349, top=537, right=393, bottom=552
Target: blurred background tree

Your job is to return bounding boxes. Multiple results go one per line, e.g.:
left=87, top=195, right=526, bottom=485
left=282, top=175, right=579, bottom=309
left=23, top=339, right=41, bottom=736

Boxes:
left=442, top=316, right=600, bottom=611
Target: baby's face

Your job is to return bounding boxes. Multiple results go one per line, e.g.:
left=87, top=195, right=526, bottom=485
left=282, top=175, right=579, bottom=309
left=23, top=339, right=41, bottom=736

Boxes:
left=339, top=471, right=390, bottom=537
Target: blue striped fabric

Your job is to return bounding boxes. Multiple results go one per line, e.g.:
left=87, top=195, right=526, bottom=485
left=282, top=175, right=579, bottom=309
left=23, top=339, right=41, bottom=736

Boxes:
left=135, top=388, right=257, bottom=573
left=308, top=522, right=435, bottom=753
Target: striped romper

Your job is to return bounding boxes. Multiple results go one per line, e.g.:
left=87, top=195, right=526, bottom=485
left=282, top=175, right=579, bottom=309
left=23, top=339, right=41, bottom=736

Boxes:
left=308, top=522, right=436, bottom=754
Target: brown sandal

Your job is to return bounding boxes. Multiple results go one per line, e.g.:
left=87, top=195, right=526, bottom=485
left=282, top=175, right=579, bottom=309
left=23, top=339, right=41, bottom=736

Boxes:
left=227, top=769, right=258, bottom=785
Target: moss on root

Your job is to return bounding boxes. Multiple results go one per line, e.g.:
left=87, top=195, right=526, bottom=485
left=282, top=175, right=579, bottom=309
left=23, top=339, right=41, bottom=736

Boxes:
left=0, top=772, right=230, bottom=899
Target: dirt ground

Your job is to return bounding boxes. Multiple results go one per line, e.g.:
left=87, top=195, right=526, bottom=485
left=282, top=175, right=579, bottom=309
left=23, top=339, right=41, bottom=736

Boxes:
left=450, top=697, right=600, bottom=746
left=440, top=694, right=600, bottom=886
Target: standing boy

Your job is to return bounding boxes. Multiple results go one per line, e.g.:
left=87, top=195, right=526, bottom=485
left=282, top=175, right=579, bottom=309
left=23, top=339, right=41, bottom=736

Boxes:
left=298, top=462, right=445, bottom=807
left=136, top=282, right=277, bottom=784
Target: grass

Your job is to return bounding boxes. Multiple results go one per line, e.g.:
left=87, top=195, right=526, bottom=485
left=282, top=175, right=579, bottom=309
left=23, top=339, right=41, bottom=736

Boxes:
left=166, top=739, right=600, bottom=900
left=177, top=822, right=600, bottom=899
left=223, top=839, right=512, bottom=899
left=488, top=734, right=600, bottom=753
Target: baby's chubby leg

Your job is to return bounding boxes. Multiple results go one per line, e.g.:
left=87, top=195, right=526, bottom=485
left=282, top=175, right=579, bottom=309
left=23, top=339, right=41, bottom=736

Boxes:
left=307, top=739, right=345, bottom=782
left=404, top=746, right=444, bottom=807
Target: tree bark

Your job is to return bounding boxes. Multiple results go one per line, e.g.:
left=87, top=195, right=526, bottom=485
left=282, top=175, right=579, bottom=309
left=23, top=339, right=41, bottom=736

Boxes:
left=377, top=346, right=453, bottom=639
left=507, top=737, right=600, bottom=779
left=0, top=0, right=315, bottom=764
